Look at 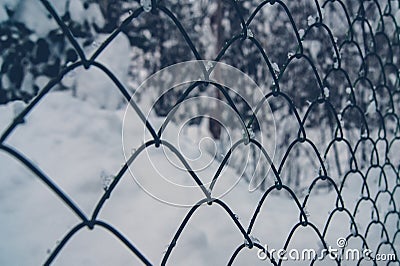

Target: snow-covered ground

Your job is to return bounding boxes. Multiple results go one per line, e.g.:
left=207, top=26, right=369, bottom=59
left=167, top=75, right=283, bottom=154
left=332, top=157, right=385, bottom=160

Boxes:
left=0, top=0, right=398, bottom=265
left=0, top=91, right=397, bottom=265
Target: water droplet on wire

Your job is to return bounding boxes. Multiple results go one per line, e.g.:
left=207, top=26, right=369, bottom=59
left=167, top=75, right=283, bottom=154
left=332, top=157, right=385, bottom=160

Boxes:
left=100, top=171, right=114, bottom=191
left=323, top=87, right=330, bottom=99
left=287, top=52, right=295, bottom=59
left=307, top=15, right=316, bottom=26
left=299, top=29, right=305, bottom=38
left=247, top=28, right=254, bottom=38
left=272, top=62, right=280, bottom=75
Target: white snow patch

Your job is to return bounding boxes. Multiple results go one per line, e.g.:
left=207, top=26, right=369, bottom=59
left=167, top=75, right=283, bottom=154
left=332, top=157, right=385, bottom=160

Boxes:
left=0, top=91, right=394, bottom=265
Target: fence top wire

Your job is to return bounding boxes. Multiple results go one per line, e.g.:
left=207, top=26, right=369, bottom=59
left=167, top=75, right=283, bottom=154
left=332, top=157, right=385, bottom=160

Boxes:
left=1, top=0, right=400, bottom=265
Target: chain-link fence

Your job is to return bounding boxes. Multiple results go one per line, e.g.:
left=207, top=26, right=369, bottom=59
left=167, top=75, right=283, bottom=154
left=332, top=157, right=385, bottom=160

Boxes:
left=1, top=0, right=400, bottom=265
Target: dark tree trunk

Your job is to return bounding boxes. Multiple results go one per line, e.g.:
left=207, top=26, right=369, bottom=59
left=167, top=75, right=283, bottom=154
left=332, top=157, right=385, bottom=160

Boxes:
left=209, top=0, right=223, bottom=140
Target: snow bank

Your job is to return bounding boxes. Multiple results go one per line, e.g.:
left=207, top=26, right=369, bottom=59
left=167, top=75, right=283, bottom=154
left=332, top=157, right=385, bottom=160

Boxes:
left=0, top=91, right=396, bottom=265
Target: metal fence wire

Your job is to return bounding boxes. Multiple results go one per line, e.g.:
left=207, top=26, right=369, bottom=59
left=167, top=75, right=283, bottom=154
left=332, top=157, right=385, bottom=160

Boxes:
left=1, top=0, right=400, bottom=265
